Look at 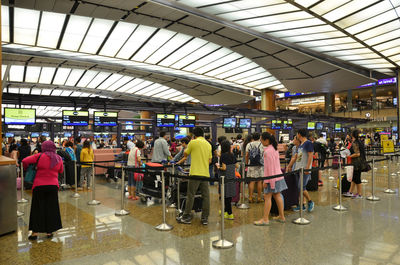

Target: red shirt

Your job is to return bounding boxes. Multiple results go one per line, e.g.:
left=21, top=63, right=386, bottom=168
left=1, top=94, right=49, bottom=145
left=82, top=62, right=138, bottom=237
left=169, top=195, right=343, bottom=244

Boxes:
left=22, top=153, right=64, bottom=190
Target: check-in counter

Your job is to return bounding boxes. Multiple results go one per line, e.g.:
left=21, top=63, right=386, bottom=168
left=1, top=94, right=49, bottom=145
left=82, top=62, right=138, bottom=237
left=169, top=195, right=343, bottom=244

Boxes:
left=0, top=156, right=17, bottom=236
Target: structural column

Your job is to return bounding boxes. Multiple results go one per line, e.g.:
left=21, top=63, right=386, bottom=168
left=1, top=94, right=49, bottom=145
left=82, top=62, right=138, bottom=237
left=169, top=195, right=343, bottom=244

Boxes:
left=261, top=89, right=276, bottom=111
left=347, top=89, right=352, bottom=112
left=372, top=85, right=377, bottom=110
left=140, top=111, right=151, bottom=140
left=324, top=93, right=333, bottom=114
left=396, top=70, right=400, bottom=145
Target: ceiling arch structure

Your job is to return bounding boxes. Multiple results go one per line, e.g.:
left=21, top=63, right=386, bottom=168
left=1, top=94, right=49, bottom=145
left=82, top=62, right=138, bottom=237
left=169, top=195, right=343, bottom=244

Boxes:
left=0, top=3, right=292, bottom=105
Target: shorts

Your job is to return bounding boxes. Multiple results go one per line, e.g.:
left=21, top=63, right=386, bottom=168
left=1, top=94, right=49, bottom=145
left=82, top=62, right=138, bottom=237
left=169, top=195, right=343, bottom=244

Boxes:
left=127, top=171, right=136, bottom=187
left=264, top=179, right=288, bottom=194
left=352, top=169, right=362, bottom=184
left=297, top=173, right=311, bottom=190
left=247, top=166, right=263, bottom=180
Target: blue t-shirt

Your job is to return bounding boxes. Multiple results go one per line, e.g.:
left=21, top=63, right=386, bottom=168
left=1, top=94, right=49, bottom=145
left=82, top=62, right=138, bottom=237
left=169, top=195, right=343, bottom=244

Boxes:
left=295, top=140, right=314, bottom=171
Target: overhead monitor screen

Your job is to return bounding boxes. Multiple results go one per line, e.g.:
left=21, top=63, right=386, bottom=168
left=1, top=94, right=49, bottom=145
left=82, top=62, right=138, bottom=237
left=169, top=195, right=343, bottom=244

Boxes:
left=42, top=132, right=49, bottom=137
left=178, top=115, right=196, bottom=128
left=64, top=132, right=72, bottom=137
left=271, top=120, right=282, bottom=130
left=156, top=114, right=176, bottom=127
left=316, top=122, right=323, bottom=130
left=94, top=111, right=118, bottom=126
left=283, top=119, right=292, bottom=130
left=335, top=123, right=342, bottom=131
left=62, top=111, right=89, bottom=126
left=5, top=132, right=14, bottom=137
left=5, top=108, right=36, bottom=125
left=239, top=118, right=252, bottom=129
left=145, top=133, right=152, bottom=137
left=31, top=132, right=39, bottom=138
left=223, top=118, right=237, bottom=128
left=307, top=122, right=315, bottom=130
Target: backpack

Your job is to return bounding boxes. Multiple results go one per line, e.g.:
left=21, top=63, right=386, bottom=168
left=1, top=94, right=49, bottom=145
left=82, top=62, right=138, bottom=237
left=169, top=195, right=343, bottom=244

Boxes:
left=285, top=144, right=294, bottom=160
left=249, top=143, right=263, bottom=166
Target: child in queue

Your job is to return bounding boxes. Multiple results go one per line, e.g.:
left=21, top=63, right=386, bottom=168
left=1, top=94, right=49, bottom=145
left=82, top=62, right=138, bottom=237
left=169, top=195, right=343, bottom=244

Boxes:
left=254, top=132, right=287, bottom=226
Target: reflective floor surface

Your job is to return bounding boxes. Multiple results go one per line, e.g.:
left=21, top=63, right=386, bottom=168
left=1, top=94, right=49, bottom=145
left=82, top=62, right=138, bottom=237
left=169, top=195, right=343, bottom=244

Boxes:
left=2, top=159, right=400, bottom=265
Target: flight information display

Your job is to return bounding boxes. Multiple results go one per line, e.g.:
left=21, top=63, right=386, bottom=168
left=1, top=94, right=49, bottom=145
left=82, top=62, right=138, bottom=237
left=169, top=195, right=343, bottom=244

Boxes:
left=223, top=118, right=237, bottom=128
left=5, top=108, right=36, bottom=125
left=272, top=120, right=282, bottom=130
left=239, top=118, right=252, bottom=129
left=156, top=114, right=176, bottom=127
left=316, top=122, right=324, bottom=130
left=307, top=122, right=315, bottom=130
left=62, top=111, right=89, bottom=126
left=94, top=112, right=118, bottom=126
left=335, top=123, right=342, bottom=131
left=283, top=119, right=292, bottom=130
left=178, top=115, right=196, bottom=128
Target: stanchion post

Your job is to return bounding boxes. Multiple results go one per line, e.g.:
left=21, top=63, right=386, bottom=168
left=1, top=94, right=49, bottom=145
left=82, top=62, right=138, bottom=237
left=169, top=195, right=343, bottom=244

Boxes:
left=367, top=158, right=380, bottom=201
left=17, top=164, right=28, bottom=203
left=212, top=175, right=234, bottom=249
left=116, top=166, right=130, bottom=216
left=333, top=158, right=347, bottom=211
left=155, top=171, right=173, bottom=231
left=17, top=210, right=24, bottom=217
left=293, top=168, right=310, bottom=225
left=88, top=162, right=101, bottom=205
left=71, top=161, right=80, bottom=198
left=237, top=162, right=249, bottom=209
left=384, top=155, right=396, bottom=194
left=169, top=164, right=176, bottom=208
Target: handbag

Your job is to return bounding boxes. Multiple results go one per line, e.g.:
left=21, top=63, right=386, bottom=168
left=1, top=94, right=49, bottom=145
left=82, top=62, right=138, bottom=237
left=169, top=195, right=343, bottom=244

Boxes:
left=25, top=154, right=43, bottom=183
left=133, top=150, right=144, bottom=182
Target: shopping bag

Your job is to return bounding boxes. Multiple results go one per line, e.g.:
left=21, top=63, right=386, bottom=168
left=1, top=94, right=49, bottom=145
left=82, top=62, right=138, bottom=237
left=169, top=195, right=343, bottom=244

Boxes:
left=346, top=165, right=354, bottom=182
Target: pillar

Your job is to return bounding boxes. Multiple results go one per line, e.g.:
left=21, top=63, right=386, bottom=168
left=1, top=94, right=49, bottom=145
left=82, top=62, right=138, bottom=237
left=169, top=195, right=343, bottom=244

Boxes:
left=50, top=122, right=55, bottom=142
left=372, top=85, right=377, bottom=110
left=347, top=89, right=352, bottom=112
left=261, top=89, right=276, bottom=111
left=396, top=70, right=400, bottom=145
left=140, top=111, right=151, bottom=140
left=116, top=123, right=122, bottom=148
left=324, top=93, right=333, bottom=114
left=211, top=122, right=217, bottom=145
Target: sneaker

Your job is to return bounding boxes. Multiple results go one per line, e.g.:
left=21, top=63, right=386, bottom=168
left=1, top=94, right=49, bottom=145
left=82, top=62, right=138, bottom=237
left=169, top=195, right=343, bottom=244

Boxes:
left=293, top=205, right=306, bottom=212
left=178, top=215, right=192, bottom=224
left=352, top=193, right=363, bottom=199
left=318, top=180, right=323, bottom=186
left=307, top=201, right=315, bottom=212
left=343, top=192, right=353, bottom=197
left=226, top=214, right=234, bottom=220
left=201, top=218, right=208, bottom=225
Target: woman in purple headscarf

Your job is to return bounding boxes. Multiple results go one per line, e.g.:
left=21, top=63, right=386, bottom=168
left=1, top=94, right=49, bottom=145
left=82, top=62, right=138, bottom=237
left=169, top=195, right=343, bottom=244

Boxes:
left=22, top=140, right=64, bottom=240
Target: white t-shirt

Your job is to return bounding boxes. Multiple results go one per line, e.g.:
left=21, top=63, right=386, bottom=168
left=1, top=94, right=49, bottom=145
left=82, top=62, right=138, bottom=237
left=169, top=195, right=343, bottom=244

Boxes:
left=127, top=147, right=141, bottom=166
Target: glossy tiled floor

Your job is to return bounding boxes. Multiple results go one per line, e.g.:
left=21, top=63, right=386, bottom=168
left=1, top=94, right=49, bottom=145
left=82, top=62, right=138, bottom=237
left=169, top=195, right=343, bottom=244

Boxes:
left=2, top=159, right=400, bottom=265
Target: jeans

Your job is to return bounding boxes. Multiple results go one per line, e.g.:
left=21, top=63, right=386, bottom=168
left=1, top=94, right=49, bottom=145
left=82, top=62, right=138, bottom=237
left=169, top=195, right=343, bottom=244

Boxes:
left=80, top=167, right=92, bottom=187
left=183, top=179, right=210, bottom=219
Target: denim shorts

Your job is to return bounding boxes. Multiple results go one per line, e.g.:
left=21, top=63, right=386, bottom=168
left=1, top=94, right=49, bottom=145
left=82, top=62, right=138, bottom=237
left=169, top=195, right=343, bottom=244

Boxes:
left=127, top=171, right=136, bottom=187
left=297, top=173, right=311, bottom=190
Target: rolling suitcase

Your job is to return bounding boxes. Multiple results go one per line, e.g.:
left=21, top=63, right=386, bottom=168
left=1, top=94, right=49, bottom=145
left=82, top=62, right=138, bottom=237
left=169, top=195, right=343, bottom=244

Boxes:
left=337, top=174, right=351, bottom=193
left=306, top=168, right=319, bottom=191
left=332, top=157, right=339, bottom=169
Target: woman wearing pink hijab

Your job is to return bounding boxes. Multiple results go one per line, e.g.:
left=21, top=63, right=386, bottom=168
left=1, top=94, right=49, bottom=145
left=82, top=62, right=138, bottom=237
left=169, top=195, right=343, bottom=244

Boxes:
left=22, top=140, right=64, bottom=240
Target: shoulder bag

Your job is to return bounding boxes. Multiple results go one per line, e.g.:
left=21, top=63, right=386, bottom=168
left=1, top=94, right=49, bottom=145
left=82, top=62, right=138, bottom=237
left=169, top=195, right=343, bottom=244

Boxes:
left=25, top=153, right=43, bottom=183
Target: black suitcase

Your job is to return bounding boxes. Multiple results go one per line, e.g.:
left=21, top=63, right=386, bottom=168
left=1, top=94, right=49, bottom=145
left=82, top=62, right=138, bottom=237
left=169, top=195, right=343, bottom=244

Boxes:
left=306, top=168, right=319, bottom=191
left=141, top=171, right=169, bottom=199
left=339, top=174, right=351, bottom=193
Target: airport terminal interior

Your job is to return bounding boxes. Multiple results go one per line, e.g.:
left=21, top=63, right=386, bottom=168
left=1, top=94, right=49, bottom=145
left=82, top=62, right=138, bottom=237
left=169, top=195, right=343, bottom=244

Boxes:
left=1, top=0, right=400, bottom=264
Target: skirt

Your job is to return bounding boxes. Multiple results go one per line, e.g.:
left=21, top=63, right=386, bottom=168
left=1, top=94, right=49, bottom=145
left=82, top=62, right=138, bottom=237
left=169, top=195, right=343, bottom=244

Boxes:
left=29, top=185, right=62, bottom=233
left=264, top=179, right=288, bottom=194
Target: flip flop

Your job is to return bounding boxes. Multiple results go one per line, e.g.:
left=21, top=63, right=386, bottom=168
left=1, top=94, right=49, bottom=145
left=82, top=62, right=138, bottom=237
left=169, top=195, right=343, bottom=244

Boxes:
left=253, top=220, right=270, bottom=226
left=272, top=217, right=286, bottom=223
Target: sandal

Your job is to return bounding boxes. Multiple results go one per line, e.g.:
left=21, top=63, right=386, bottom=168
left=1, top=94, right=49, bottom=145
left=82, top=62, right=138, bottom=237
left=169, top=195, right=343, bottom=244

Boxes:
left=257, top=198, right=263, bottom=203
left=28, top=234, right=38, bottom=240
left=133, top=196, right=140, bottom=200
left=248, top=198, right=254, bottom=203
left=272, top=217, right=286, bottom=223
left=253, top=219, right=270, bottom=226
left=47, top=233, right=53, bottom=239
left=128, top=195, right=133, bottom=199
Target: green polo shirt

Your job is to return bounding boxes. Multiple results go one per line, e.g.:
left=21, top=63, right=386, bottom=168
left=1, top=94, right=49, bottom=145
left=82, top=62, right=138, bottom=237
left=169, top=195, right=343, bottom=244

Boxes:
left=185, top=136, right=212, bottom=177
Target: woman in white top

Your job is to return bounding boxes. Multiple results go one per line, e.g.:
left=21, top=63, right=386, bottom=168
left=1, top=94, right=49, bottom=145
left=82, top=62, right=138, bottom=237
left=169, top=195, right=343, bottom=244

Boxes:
left=127, top=140, right=144, bottom=200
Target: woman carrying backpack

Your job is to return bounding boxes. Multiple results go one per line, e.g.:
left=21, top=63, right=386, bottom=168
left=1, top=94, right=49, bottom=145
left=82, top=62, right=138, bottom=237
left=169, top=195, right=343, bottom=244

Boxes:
left=245, top=133, right=265, bottom=203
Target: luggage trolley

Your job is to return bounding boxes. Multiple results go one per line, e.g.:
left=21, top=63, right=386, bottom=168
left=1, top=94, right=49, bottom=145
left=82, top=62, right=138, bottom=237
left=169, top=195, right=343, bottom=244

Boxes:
left=138, top=162, right=170, bottom=204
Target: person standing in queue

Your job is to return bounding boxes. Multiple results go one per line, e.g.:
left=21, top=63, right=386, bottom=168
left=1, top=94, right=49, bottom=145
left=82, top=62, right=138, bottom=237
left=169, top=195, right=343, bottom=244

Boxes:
left=80, top=140, right=94, bottom=190
left=254, top=132, right=287, bottom=225
left=23, top=141, right=63, bottom=240
left=151, top=131, right=171, bottom=163
left=177, top=127, right=212, bottom=225
left=245, top=133, right=265, bottom=203
left=287, top=128, right=315, bottom=212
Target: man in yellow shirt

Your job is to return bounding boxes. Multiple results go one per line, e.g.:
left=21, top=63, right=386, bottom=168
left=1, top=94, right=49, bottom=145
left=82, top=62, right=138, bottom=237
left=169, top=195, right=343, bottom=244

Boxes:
left=177, top=127, right=212, bottom=225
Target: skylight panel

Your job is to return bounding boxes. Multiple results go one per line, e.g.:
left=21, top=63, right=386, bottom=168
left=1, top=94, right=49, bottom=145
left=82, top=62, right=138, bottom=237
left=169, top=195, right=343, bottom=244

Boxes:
left=51, top=90, right=62, bottom=96
left=183, top=48, right=231, bottom=72
left=86, top=72, right=111, bottom=88
left=116, top=25, right=157, bottom=59
left=237, top=11, right=312, bottom=28
left=374, top=38, right=400, bottom=53
left=345, top=11, right=397, bottom=34
left=106, top=76, right=133, bottom=91
left=226, top=67, right=266, bottom=82
left=37, top=12, right=66, bottom=48
left=282, top=31, right=346, bottom=42
left=310, top=0, right=350, bottom=15
left=238, top=72, right=272, bottom=85
left=19, top=88, right=30, bottom=94
left=256, top=80, right=281, bottom=89
left=355, top=20, right=400, bottom=41
left=97, top=73, right=123, bottom=90
left=25, top=66, right=41, bottom=83
left=80, top=92, right=90, bottom=97
left=145, top=34, right=192, bottom=64
left=253, top=18, right=323, bottom=33
left=131, top=29, right=176, bottom=62
left=53, top=68, right=71, bottom=85
left=381, top=46, right=400, bottom=57
left=65, top=69, right=85, bottom=86
left=126, top=80, right=153, bottom=93
left=61, top=90, right=72, bottom=96
left=299, top=37, right=355, bottom=48
left=41, top=89, right=52, bottom=95
left=159, top=91, right=182, bottom=99
left=218, top=3, right=298, bottom=21
left=336, top=53, right=379, bottom=60
left=170, top=42, right=220, bottom=69
left=2, top=6, right=9, bottom=42
left=364, top=29, right=400, bottom=46
left=178, top=0, right=222, bottom=8
left=99, top=22, right=136, bottom=57
left=71, top=92, right=82, bottom=97
left=350, top=58, right=390, bottom=65
left=135, top=83, right=163, bottom=95
left=323, top=0, right=377, bottom=22
left=245, top=76, right=277, bottom=87
left=79, top=18, right=114, bottom=54
left=1, top=65, right=6, bottom=80
left=60, top=15, right=92, bottom=51
left=158, top=38, right=208, bottom=67
left=206, top=57, right=250, bottom=76
left=194, top=53, right=242, bottom=74
left=268, top=24, right=334, bottom=38
left=31, top=88, right=41, bottom=95
left=294, top=0, right=320, bottom=8
left=116, top=78, right=143, bottom=93
left=14, top=8, right=40, bottom=45
left=142, top=85, right=169, bottom=96
left=9, top=65, right=25, bottom=82
left=77, top=70, right=99, bottom=87
left=216, top=62, right=258, bottom=79
left=9, top=88, right=19, bottom=93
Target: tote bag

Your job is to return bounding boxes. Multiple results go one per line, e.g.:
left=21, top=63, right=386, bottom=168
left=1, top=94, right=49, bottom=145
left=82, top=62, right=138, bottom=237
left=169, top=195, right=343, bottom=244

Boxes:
left=25, top=154, right=43, bottom=183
